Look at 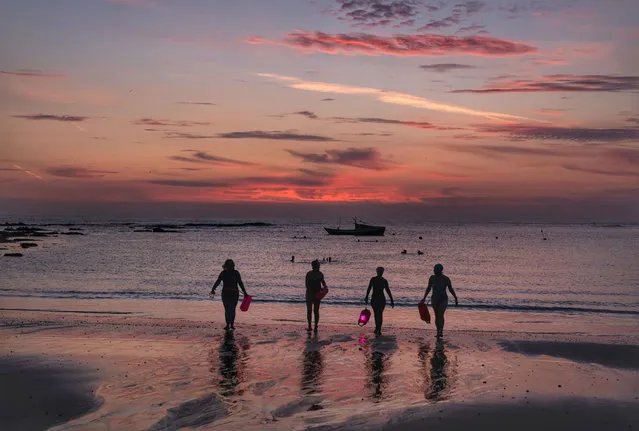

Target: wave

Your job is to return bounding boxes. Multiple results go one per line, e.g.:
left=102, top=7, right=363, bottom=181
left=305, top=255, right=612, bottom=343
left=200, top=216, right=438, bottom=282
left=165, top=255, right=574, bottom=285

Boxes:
left=1, top=289, right=637, bottom=316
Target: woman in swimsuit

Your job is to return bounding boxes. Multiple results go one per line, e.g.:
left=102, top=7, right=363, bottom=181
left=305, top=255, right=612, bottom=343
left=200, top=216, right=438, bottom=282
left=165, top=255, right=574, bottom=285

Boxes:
left=421, top=263, right=458, bottom=338
left=365, top=266, right=394, bottom=336
left=305, top=260, right=327, bottom=333
left=211, top=259, right=249, bottom=331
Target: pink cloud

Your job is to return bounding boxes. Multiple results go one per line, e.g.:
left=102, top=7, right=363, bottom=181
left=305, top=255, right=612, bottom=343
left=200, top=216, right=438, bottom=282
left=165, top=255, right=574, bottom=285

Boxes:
left=248, top=31, right=537, bottom=57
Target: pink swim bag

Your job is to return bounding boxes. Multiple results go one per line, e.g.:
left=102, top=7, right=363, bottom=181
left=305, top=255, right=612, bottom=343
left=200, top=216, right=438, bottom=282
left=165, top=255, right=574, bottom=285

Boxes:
left=358, top=308, right=371, bottom=326
left=316, top=287, right=329, bottom=300
left=240, top=295, right=252, bottom=312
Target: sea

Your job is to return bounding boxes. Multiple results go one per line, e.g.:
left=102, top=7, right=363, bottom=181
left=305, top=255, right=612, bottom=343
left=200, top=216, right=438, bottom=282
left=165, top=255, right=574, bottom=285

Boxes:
left=2, top=220, right=638, bottom=323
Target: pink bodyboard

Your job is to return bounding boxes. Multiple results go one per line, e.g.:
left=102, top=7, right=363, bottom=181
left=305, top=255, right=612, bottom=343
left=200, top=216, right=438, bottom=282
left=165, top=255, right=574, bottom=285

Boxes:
left=240, top=295, right=252, bottom=312
left=418, top=302, right=431, bottom=324
left=316, top=287, right=328, bottom=300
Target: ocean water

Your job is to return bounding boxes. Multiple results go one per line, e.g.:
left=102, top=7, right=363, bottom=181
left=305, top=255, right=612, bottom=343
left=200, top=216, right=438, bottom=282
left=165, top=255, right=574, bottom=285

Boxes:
left=2, top=221, right=638, bottom=317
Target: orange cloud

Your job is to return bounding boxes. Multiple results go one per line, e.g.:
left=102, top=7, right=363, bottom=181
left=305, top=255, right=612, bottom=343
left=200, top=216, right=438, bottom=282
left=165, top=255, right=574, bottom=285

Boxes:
left=257, top=73, right=537, bottom=122
left=13, top=164, right=44, bottom=181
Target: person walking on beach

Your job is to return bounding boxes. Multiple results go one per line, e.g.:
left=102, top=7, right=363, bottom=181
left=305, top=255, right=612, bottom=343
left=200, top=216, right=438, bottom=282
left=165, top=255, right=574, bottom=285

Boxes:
left=211, top=259, right=249, bottom=331
left=365, top=267, right=394, bottom=336
left=305, top=260, right=327, bottom=333
left=421, top=263, right=458, bottom=338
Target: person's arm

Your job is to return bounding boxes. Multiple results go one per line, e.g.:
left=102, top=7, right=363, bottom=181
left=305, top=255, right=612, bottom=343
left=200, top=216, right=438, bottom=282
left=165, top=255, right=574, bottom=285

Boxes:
left=421, top=276, right=432, bottom=302
left=384, top=279, right=394, bottom=307
left=237, top=271, right=248, bottom=296
left=320, top=272, right=327, bottom=289
left=447, top=277, right=458, bottom=305
left=211, top=272, right=223, bottom=294
left=365, top=277, right=373, bottom=304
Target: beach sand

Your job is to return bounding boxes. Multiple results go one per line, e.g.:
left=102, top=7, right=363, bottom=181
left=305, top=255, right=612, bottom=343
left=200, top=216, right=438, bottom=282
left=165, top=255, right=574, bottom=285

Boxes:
left=1, top=301, right=638, bottom=431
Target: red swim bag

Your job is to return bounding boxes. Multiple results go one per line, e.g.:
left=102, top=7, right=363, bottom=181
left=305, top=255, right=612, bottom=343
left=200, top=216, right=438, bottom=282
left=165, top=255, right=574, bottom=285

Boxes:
left=316, top=287, right=328, bottom=300
left=240, top=295, right=252, bottom=312
left=358, top=308, right=371, bottom=326
left=418, top=301, right=431, bottom=324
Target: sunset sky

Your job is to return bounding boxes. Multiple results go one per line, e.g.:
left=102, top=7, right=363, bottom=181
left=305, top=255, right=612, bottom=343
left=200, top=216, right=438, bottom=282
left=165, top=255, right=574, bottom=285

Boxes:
left=1, top=0, right=638, bottom=221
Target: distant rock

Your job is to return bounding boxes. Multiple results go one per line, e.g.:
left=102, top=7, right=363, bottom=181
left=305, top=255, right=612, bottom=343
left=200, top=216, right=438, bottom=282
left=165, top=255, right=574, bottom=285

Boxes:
left=20, top=243, right=38, bottom=248
left=152, top=227, right=179, bottom=233
left=3, top=226, right=56, bottom=238
left=4, top=253, right=23, bottom=257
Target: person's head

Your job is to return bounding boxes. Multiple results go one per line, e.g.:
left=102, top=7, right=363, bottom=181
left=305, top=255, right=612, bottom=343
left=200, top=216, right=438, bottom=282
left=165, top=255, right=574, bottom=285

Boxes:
left=223, top=259, right=235, bottom=270
left=434, top=263, right=443, bottom=275
left=311, top=259, right=320, bottom=270
left=376, top=266, right=384, bottom=276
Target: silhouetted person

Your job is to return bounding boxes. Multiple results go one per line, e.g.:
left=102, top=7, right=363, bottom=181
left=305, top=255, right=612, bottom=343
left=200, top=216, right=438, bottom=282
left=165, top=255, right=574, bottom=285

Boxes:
left=291, top=255, right=295, bottom=263
left=417, top=250, right=424, bottom=255
left=211, top=259, right=249, bottom=331
left=401, top=249, right=407, bottom=254
left=421, top=263, right=458, bottom=338
left=328, top=256, right=331, bottom=263
left=418, top=339, right=449, bottom=400
left=365, top=267, right=394, bottom=336
left=305, top=260, right=327, bottom=333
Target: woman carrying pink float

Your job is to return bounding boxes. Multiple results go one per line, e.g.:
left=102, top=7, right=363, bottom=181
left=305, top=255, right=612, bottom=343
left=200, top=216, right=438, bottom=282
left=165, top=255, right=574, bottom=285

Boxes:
left=364, top=266, right=395, bottom=337
left=305, top=259, right=328, bottom=334
left=211, top=259, right=250, bottom=331
left=421, top=263, right=458, bottom=338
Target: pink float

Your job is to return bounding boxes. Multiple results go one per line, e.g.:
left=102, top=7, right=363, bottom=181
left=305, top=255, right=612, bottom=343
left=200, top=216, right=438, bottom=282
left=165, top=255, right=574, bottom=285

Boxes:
left=316, top=287, right=328, bottom=300
left=358, top=308, right=371, bottom=326
left=240, top=294, right=252, bottom=312
left=418, top=301, right=431, bottom=324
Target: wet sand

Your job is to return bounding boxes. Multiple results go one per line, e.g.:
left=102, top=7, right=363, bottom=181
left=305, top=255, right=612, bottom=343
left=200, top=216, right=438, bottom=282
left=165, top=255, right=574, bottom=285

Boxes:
left=0, top=356, right=102, bottom=431
left=0, top=305, right=638, bottom=430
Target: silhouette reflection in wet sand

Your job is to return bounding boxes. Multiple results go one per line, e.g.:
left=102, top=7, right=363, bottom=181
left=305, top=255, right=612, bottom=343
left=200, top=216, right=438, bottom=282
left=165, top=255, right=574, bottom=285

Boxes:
left=418, top=338, right=449, bottom=401
left=301, top=335, right=324, bottom=396
left=362, top=335, right=397, bottom=402
left=211, top=331, right=248, bottom=397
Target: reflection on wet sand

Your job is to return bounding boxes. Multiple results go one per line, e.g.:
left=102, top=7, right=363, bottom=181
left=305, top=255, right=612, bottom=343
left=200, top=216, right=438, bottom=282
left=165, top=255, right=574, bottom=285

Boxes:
left=210, top=331, right=248, bottom=397
left=418, top=338, right=450, bottom=401
left=362, top=335, right=397, bottom=402
left=301, top=334, right=324, bottom=396
left=368, top=350, right=387, bottom=401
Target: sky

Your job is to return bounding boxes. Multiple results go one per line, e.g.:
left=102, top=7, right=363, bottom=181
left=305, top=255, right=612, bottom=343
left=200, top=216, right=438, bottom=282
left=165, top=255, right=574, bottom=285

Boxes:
left=1, top=0, right=638, bottom=222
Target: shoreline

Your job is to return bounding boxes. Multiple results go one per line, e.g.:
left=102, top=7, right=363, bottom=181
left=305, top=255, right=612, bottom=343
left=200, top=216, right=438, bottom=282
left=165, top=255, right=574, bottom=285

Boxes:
left=1, top=304, right=638, bottom=430
left=1, top=296, right=637, bottom=337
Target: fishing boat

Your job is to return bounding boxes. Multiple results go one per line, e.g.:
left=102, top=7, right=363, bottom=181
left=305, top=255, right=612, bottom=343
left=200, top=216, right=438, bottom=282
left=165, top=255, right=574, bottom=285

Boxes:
left=324, top=218, right=386, bottom=236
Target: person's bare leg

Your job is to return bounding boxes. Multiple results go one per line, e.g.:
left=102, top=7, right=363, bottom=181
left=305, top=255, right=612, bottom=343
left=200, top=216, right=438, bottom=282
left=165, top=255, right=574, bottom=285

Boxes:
left=306, top=300, right=313, bottom=331
left=313, top=302, right=320, bottom=332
